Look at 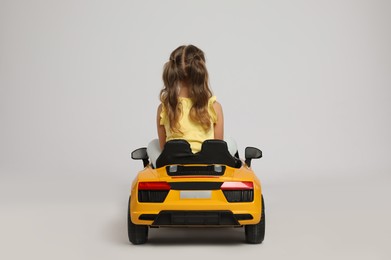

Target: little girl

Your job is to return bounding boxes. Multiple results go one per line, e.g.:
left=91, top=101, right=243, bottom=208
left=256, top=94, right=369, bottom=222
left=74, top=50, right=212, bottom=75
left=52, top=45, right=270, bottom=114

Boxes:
left=147, top=45, right=236, bottom=166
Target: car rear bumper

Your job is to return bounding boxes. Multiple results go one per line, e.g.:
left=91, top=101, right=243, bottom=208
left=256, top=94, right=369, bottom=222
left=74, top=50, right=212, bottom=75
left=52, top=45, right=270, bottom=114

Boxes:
left=139, top=210, right=255, bottom=227
left=130, top=189, right=262, bottom=226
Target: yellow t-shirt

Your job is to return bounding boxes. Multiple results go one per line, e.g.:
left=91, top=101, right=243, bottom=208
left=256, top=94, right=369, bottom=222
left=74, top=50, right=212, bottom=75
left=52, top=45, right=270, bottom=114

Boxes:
left=160, top=96, right=217, bottom=153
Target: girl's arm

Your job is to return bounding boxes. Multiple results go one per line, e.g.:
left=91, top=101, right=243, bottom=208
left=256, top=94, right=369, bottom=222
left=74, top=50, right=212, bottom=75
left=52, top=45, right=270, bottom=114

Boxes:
left=157, top=104, right=166, bottom=150
left=213, top=101, right=224, bottom=140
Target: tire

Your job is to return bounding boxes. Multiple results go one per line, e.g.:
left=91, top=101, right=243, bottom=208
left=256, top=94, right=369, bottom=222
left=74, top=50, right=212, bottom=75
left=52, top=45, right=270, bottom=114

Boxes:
left=245, top=195, right=265, bottom=244
left=127, top=196, right=148, bottom=244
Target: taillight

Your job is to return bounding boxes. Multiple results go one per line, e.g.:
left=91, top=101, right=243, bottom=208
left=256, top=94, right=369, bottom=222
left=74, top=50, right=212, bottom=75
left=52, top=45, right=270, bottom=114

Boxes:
left=138, top=182, right=171, bottom=190
left=221, top=181, right=253, bottom=190
left=138, top=182, right=170, bottom=203
left=221, top=182, right=254, bottom=202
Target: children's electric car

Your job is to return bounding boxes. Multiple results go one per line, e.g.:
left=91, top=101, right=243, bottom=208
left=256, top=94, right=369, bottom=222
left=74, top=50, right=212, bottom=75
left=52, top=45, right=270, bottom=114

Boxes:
left=128, top=139, right=265, bottom=244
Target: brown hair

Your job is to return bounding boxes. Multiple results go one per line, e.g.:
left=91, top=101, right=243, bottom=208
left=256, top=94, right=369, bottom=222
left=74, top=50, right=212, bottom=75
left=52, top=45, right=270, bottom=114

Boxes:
left=160, top=45, right=213, bottom=133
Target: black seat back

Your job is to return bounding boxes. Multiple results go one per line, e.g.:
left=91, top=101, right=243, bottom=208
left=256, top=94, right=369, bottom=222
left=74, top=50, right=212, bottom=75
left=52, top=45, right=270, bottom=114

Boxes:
left=155, top=139, right=240, bottom=168
left=155, top=140, right=194, bottom=168
left=197, top=139, right=237, bottom=166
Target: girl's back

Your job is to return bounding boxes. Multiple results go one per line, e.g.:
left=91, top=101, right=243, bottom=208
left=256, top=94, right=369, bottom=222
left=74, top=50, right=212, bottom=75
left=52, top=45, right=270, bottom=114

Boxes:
left=157, top=45, right=224, bottom=152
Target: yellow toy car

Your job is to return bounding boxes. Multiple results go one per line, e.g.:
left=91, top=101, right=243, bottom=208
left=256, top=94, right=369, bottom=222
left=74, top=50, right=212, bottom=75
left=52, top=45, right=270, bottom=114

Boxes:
left=128, top=139, right=265, bottom=244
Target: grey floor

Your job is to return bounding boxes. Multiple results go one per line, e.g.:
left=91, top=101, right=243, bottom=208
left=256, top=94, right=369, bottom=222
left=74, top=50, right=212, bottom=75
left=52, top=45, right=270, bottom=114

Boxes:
left=1, top=172, right=390, bottom=260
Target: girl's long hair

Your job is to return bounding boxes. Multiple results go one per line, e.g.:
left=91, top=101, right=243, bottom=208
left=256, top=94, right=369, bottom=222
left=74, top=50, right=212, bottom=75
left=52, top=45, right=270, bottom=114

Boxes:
left=160, top=45, right=213, bottom=133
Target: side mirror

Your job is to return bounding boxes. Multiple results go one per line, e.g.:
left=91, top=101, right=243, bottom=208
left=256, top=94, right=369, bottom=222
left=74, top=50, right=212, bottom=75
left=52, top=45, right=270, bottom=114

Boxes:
left=245, top=147, right=262, bottom=167
left=131, top=147, right=149, bottom=167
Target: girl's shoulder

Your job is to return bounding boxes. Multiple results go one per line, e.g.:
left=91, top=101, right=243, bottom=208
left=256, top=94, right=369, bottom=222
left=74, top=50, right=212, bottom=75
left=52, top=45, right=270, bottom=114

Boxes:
left=158, top=103, right=167, bottom=125
left=208, top=96, right=220, bottom=123
left=208, top=95, right=217, bottom=104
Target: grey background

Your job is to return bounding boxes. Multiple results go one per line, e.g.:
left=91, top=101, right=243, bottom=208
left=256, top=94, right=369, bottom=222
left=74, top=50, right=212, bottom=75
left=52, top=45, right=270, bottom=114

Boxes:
left=1, top=0, right=390, bottom=259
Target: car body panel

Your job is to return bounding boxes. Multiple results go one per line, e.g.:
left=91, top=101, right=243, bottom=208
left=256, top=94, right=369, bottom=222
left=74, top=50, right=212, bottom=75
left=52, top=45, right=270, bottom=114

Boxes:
left=130, top=163, right=262, bottom=226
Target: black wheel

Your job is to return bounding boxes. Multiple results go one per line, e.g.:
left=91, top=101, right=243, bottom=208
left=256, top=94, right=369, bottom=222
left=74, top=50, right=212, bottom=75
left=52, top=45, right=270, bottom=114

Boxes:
left=245, top=195, right=265, bottom=244
left=127, top=196, right=148, bottom=244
